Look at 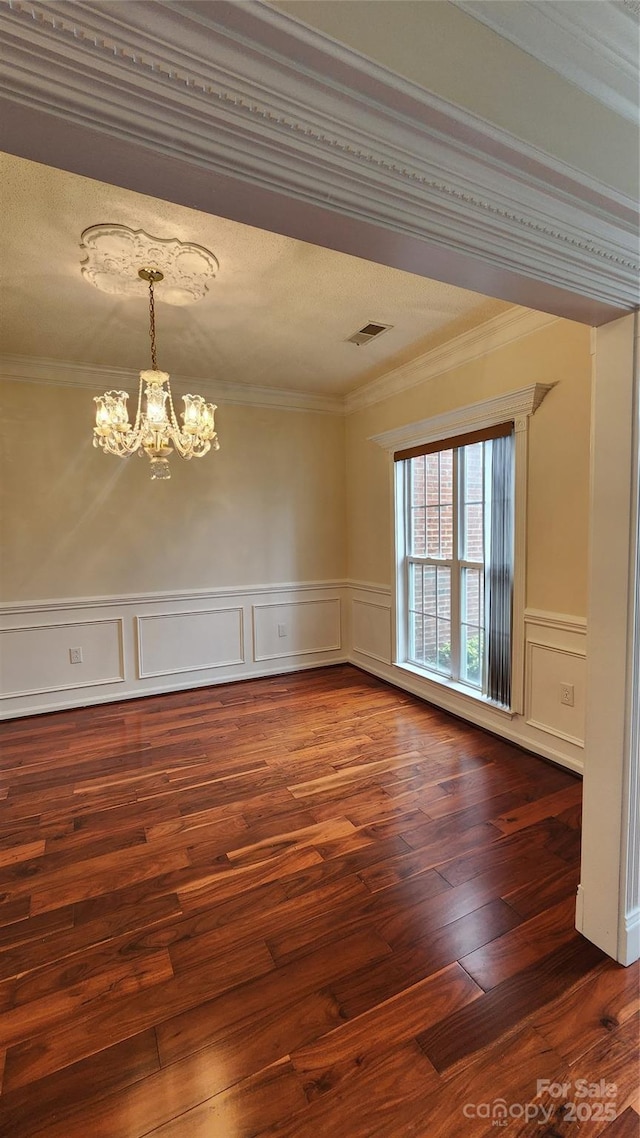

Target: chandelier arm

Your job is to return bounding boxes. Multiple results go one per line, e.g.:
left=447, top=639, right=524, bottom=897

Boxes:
left=166, top=379, right=181, bottom=433
left=133, top=373, right=144, bottom=433
left=105, top=423, right=146, bottom=457
left=172, top=435, right=214, bottom=459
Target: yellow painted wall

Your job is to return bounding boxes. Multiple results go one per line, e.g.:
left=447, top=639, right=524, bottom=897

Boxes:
left=0, top=381, right=347, bottom=601
left=346, top=317, right=592, bottom=617
left=0, top=317, right=591, bottom=615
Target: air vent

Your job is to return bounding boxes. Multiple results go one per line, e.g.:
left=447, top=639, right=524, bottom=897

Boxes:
left=346, top=322, right=392, bottom=346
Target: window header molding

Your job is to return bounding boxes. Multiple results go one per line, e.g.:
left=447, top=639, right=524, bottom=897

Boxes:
left=369, top=382, right=555, bottom=453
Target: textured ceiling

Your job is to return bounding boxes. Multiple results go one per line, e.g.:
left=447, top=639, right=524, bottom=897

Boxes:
left=0, top=152, right=510, bottom=398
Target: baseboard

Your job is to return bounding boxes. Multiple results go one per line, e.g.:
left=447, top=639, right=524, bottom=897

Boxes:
left=0, top=656, right=350, bottom=720
left=619, top=907, right=640, bottom=966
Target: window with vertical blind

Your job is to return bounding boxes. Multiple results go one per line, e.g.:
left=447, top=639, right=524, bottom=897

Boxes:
left=395, top=422, right=515, bottom=707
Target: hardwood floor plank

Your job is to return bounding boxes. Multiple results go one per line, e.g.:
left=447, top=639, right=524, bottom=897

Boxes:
left=12, top=1050, right=308, bottom=1138
left=1, top=941, right=275, bottom=1091
left=0, top=895, right=183, bottom=986
left=0, top=949, right=174, bottom=1049
left=156, top=929, right=393, bottom=1068
left=331, top=898, right=523, bottom=1018
left=168, top=874, right=369, bottom=975
left=266, top=866, right=450, bottom=966
left=254, top=1042, right=439, bottom=1138
left=459, top=895, right=578, bottom=990
left=435, top=823, right=574, bottom=888
left=291, top=962, right=480, bottom=1073
left=532, top=960, right=640, bottom=1062
left=378, top=1025, right=565, bottom=1137
left=492, top=783, right=582, bottom=835
left=512, top=1013, right=640, bottom=1136
left=158, top=987, right=348, bottom=1101
left=0, top=841, right=45, bottom=868
left=176, top=846, right=325, bottom=909
left=138, top=1057, right=307, bottom=1138
left=502, top=862, right=580, bottom=920
left=417, top=934, right=606, bottom=1073
left=0, top=905, right=74, bottom=952
left=0, top=664, right=629, bottom=1138
left=358, top=822, right=502, bottom=892
left=600, top=1108, right=640, bottom=1138
left=11, top=848, right=191, bottom=915
left=0, top=1030, right=160, bottom=1138
left=225, top=816, right=358, bottom=867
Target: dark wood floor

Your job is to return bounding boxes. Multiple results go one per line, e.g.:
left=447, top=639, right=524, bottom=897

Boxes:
left=0, top=665, right=637, bottom=1137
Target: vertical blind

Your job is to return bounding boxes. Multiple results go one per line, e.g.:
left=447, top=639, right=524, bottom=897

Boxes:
left=486, top=433, right=514, bottom=707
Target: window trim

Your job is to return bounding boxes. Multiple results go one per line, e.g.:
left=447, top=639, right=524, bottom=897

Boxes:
left=371, top=383, right=554, bottom=716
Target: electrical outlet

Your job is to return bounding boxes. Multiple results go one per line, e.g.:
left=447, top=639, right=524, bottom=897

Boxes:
left=560, top=683, right=574, bottom=707
left=277, top=623, right=287, bottom=638
left=69, top=647, right=83, bottom=665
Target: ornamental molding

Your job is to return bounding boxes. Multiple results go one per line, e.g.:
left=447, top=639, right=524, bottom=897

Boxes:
left=0, top=354, right=344, bottom=415
left=0, top=0, right=637, bottom=313
left=346, top=308, right=557, bottom=414
left=524, top=609, right=587, bottom=636
left=369, top=383, right=554, bottom=453
left=80, top=225, right=218, bottom=306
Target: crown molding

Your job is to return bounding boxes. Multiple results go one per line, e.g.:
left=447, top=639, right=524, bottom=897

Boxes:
left=0, top=0, right=637, bottom=318
left=370, top=382, right=554, bottom=453
left=0, top=308, right=562, bottom=417
left=346, top=307, right=557, bottom=413
left=453, top=0, right=639, bottom=124
left=0, top=355, right=344, bottom=414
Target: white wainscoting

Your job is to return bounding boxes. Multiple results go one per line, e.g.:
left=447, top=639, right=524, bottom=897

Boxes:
left=346, top=583, right=586, bottom=773
left=0, top=582, right=346, bottom=719
left=524, top=610, right=587, bottom=749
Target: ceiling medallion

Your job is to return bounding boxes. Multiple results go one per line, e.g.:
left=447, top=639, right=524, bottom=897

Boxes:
left=80, top=224, right=218, bottom=306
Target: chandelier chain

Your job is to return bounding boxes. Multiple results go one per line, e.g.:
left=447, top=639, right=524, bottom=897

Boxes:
left=148, top=276, right=158, bottom=370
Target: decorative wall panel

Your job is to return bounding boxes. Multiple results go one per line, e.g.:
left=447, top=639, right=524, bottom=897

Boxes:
left=0, top=618, right=124, bottom=698
left=351, top=597, right=392, bottom=665
left=137, top=607, right=244, bottom=679
left=252, top=598, right=341, bottom=662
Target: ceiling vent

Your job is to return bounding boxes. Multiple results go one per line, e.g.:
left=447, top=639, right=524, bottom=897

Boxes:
left=346, top=321, right=392, bottom=346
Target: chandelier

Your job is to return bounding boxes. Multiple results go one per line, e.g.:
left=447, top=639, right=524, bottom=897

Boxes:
left=93, top=268, right=219, bottom=480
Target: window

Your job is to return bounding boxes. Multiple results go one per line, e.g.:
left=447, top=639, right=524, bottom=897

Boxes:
left=396, top=425, right=514, bottom=707
left=372, top=382, right=553, bottom=719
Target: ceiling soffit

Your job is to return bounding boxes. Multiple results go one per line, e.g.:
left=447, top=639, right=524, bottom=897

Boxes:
left=0, top=0, right=637, bottom=321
